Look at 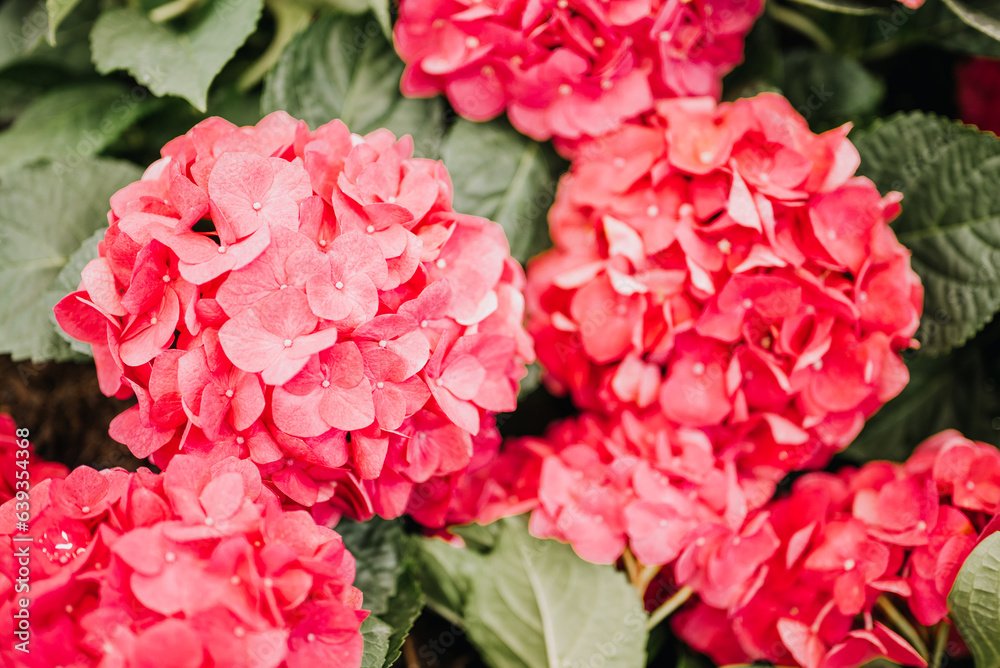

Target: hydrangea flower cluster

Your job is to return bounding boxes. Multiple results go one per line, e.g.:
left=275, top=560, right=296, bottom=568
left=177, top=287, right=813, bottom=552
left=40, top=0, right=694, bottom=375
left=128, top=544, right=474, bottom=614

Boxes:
left=0, top=455, right=366, bottom=668
left=54, top=112, right=533, bottom=524
left=394, top=0, right=762, bottom=142
left=527, top=93, right=923, bottom=483
left=454, top=409, right=778, bottom=564
left=0, top=414, right=67, bottom=504
left=671, top=429, right=997, bottom=668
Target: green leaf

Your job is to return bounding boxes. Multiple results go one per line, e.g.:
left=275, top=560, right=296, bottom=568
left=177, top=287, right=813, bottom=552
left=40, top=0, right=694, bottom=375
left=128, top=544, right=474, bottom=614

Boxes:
left=337, top=517, right=424, bottom=668
left=417, top=516, right=648, bottom=668
left=0, top=158, right=142, bottom=362
left=780, top=50, right=883, bottom=132
left=414, top=532, right=476, bottom=626
left=923, top=0, right=1000, bottom=56
left=337, top=518, right=408, bottom=616
left=843, top=343, right=1000, bottom=462
left=451, top=522, right=500, bottom=552
left=261, top=12, right=446, bottom=157
left=949, top=531, right=1000, bottom=668
left=45, top=228, right=105, bottom=358
left=852, top=111, right=1000, bottom=355
left=381, top=573, right=424, bottom=668
left=0, top=0, right=47, bottom=70
left=441, top=119, right=559, bottom=264
left=0, top=82, right=157, bottom=176
left=360, top=615, right=393, bottom=668
left=45, top=0, right=82, bottom=43
left=5, top=0, right=96, bottom=76
left=942, top=0, right=1000, bottom=42
left=90, top=0, right=264, bottom=111
left=368, top=0, right=392, bottom=38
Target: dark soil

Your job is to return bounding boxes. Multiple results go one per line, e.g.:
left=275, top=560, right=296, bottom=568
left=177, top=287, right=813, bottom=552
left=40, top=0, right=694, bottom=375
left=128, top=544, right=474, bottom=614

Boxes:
left=0, top=355, right=141, bottom=471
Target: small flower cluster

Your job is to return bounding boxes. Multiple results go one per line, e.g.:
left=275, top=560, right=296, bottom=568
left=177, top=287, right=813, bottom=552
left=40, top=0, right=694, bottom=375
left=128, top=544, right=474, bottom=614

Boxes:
left=54, top=112, right=533, bottom=523
left=0, top=414, right=67, bottom=504
left=454, top=409, right=776, bottom=564
left=393, top=0, right=762, bottom=142
left=0, top=455, right=366, bottom=668
left=671, top=429, right=996, bottom=668
left=527, top=93, right=922, bottom=484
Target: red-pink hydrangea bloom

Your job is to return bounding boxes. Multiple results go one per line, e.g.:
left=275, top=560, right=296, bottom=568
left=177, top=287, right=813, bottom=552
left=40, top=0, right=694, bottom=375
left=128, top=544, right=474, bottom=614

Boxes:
left=394, top=0, right=763, bottom=142
left=449, top=409, right=778, bottom=574
left=54, top=113, right=533, bottom=525
left=0, top=414, right=67, bottom=504
left=527, top=93, right=922, bottom=483
left=0, top=455, right=366, bottom=668
left=669, top=429, right=994, bottom=668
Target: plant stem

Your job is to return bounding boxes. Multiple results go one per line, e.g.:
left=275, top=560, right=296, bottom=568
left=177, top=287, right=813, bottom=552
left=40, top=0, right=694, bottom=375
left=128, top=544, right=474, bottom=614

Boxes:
left=149, top=0, right=206, bottom=23
left=237, top=0, right=313, bottom=91
left=637, top=564, right=661, bottom=597
left=766, top=2, right=837, bottom=53
left=646, top=586, right=693, bottom=631
left=929, top=621, right=950, bottom=668
left=622, top=547, right=640, bottom=587
left=876, top=597, right=929, bottom=660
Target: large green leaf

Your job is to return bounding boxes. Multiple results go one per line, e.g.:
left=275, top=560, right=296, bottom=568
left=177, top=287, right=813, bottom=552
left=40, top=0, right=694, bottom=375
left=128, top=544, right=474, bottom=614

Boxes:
left=261, top=12, right=446, bottom=157
left=416, top=516, right=648, bottom=668
left=441, top=119, right=558, bottom=264
left=0, top=158, right=142, bottom=362
left=853, top=112, right=1000, bottom=356
left=780, top=50, right=883, bottom=132
left=360, top=616, right=393, bottom=668
left=337, top=517, right=425, bottom=668
left=90, top=0, right=264, bottom=111
left=941, top=0, right=1000, bottom=42
left=0, top=83, right=157, bottom=176
left=949, top=532, right=1000, bottom=668
left=843, top=341, right=1000, bottom=462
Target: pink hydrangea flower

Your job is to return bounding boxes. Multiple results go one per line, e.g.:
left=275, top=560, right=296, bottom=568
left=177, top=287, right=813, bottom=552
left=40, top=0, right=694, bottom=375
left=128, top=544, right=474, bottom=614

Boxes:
left=394, top=0, right=763, bottom=142
left=54, top=113, right=534, bottom=526
left=0, top=456, right=366, bottom=668
left=527, top=93, right=922, bottom=486
left=446, top=409, right=775, bottom=571
left=666, top=430, right=995, bottom=668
